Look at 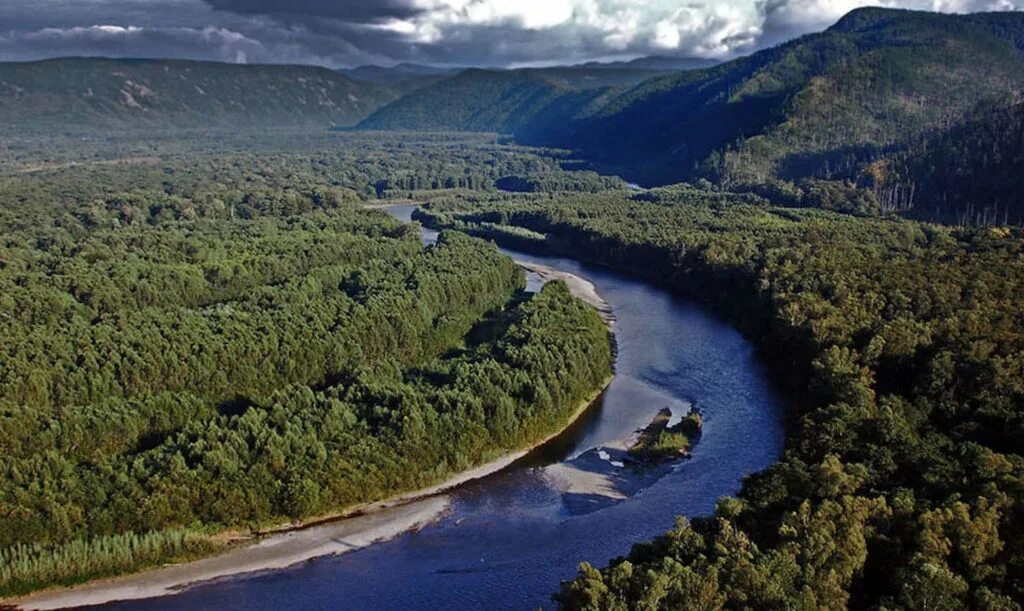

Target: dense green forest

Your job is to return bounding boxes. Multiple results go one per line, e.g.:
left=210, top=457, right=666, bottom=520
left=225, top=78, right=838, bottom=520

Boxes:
left=0, top=141, right=613, bottom=597
left=418, top=189, right=1024, bottom=609
left=0, top=131, right=623, bottom=205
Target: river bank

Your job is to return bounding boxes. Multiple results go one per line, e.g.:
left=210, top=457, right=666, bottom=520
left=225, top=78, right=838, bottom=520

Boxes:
left=516, top=261, right=613, bottom=326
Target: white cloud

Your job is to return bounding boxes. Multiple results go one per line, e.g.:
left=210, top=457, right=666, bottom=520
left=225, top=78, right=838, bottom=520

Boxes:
left=0, top=25, right=268, bottom=64
left=929, top=0, right=1019, bottom=10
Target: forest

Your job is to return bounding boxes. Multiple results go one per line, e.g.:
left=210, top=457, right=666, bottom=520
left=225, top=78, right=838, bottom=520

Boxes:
left=418, top=188, right=1024, bottom=609
left=0, top=141, right=613, bottom=597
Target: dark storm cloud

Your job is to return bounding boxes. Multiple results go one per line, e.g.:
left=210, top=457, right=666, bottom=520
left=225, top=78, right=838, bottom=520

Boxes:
left=202, top=0, right=424, bottom=23
left=1, top=0, right=1023, bottom=68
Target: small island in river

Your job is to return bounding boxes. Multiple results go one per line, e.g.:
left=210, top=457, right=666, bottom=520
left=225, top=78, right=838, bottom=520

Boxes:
left=626, top=407, right=703, bottom=463
left=544, top=406, right=704, bottom=516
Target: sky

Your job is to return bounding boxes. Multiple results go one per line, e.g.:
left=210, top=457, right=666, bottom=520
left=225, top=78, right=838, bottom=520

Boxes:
left=0, top=0, right=1021, bottom=69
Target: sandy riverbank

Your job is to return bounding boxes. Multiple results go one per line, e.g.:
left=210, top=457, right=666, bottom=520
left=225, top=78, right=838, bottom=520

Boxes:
left=516, top=261, right=614, bottom=326
left=11, top=498, right=450, bottom=611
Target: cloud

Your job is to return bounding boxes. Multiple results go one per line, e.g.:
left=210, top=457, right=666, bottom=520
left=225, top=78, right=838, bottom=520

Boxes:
left=202, top=0, right=426, bottom=23
left=930, top=0, right=1020, bottom=10
left=0, top=25, right=268, bottom=64
left=1, top=0, right=1023, bottom=68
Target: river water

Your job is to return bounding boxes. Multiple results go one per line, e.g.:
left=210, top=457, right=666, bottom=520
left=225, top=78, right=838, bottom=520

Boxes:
left=99, top=204, right=785, bottom=611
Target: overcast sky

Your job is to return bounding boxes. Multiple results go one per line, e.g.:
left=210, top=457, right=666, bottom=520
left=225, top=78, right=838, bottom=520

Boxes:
left=0, top=0, right=1021, bottom=68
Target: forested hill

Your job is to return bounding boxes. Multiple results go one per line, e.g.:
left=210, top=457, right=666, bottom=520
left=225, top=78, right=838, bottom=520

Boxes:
left=0, top=58, right=396, bottom=133
left=548, top=8, right=1024, bottom=185
left=339, top=63, right=459, bottom=96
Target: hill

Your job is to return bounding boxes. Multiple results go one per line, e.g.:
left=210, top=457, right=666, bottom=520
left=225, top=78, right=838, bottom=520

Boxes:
left=546, top=8, right=1024, bottom=185
left=0, top=58, right=396, bottom=133
left=339, top=62, right=460, bottom=95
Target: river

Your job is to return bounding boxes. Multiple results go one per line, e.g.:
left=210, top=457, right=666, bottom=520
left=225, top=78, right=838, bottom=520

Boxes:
left=94, top=204, right=785, bottom=611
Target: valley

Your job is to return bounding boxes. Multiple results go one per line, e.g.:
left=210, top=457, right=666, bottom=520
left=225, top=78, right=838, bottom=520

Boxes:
left=1, top=6, right=1024, bottom=610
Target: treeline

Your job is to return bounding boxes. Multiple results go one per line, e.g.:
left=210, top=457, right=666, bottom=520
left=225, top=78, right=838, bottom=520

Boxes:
left=419, top=190, right=1024, bottom=609
left=495, top=171, right=624, bottom=194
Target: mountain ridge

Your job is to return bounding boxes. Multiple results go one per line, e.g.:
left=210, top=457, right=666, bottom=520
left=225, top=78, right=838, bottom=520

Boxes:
left=0, top=57, right=397, bottom=133
left=353, top=8, right=1024, bottom=190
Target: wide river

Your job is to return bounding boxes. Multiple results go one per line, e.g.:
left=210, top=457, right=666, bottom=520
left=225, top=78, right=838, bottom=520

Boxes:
left=99, top=204, right=785, bottom=611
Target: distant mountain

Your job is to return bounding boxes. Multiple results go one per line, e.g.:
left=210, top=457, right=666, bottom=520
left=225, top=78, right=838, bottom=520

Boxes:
left=575, top=55, right=720, bottom=72
left=354, top=61, right=687, bottom=133
left=341, top=62, right=459, bottom=84
left=345, top=57, right=714, bottom=98
left=340, top=63, right=461, bottom=95
left=0, top=57, right=396, bottom=133
left=547, top=8, right=1024, bottom=185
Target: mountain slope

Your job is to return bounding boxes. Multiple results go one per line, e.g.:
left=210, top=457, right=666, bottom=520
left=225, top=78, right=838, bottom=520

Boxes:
left=339, top=63, right=460, bottom=95
left=354, top=63, right=688, bottom=133
left=0, top=58, right=396, bottom=133
left=356, top=68, right=615, bottom=133
left=546, top=8, right=1024, bottom=185
left=863, top=100, right=1024, bottom=224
